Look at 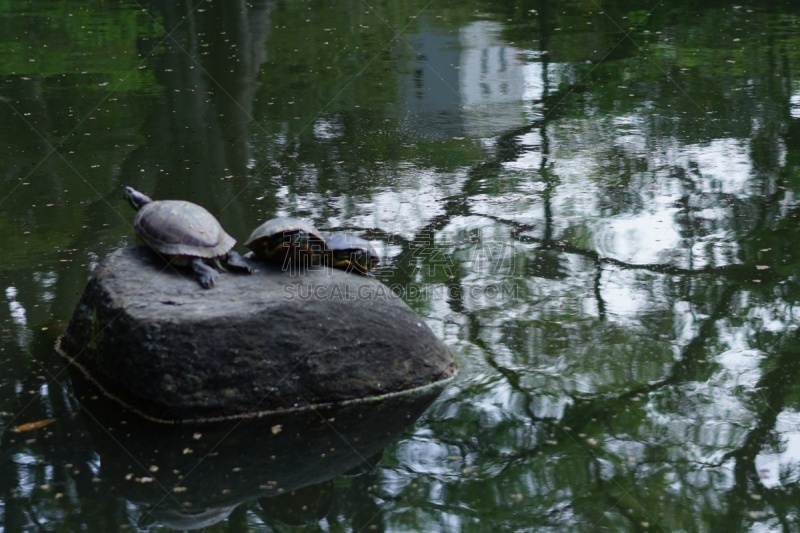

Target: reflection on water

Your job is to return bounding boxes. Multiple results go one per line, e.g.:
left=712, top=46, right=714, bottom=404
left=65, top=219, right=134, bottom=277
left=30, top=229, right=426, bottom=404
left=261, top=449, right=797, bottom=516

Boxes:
left=61, top=373, right=440, bottom=530
left=756, top=410, right=800, bottom=489
left=3, top=0, right=800, bottom=530
left=4, top=287, right=31, bottom=351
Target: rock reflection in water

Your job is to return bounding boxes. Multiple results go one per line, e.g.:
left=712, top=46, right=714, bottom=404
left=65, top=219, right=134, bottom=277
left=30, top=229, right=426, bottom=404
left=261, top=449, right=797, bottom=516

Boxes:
left=71, top=373, right=442, bottom=530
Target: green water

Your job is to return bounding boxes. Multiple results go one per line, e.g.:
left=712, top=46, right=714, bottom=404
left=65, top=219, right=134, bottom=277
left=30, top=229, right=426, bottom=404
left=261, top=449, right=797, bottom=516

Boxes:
left=3, top=0, right=800, bottom=530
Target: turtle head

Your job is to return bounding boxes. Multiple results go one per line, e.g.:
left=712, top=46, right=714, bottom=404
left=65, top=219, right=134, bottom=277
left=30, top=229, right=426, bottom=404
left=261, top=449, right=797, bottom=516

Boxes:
left=350, top=249, right=380, bottom=273
left=123, top=186, right=152, bottom=211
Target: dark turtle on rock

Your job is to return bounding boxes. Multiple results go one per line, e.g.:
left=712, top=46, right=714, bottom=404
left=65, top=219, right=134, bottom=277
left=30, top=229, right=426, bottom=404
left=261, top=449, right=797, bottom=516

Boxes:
left=123, top=186, right=251, bottom=288
left=245, top=217, right=326, bottom=269
left=325, top=233, right=380, bottom=274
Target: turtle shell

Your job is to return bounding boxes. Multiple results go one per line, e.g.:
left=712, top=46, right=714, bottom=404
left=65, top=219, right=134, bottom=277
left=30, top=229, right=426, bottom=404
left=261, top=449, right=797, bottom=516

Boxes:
left=325, top=233, right=379, bottom=273
left=134, top=200, right=236, bottom=259
left=245, top=217, right=325, bottom=261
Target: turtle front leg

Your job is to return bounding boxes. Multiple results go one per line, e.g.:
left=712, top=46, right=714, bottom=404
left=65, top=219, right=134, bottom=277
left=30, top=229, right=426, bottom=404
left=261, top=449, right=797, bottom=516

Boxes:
left=225, top=251, right=253, bottom=274
left=191, top=258, right=219, bottom=289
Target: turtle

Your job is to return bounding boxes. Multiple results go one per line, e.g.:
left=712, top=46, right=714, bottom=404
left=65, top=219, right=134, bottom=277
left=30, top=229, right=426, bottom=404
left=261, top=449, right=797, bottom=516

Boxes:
left=244, top=217, right=327, bottom=269
left=123, top=186, right=252, bottom=289
left=324, top=232, right=380, bottom=274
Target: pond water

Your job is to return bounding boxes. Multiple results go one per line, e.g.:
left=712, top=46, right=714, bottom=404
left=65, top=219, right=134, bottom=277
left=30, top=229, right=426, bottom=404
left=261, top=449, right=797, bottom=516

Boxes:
left=3, top=0, right=800, bottom=530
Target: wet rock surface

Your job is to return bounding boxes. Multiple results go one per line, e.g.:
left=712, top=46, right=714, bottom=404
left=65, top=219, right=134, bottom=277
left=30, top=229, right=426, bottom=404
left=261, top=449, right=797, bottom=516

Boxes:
left=58, top=246, right=455, bottom=423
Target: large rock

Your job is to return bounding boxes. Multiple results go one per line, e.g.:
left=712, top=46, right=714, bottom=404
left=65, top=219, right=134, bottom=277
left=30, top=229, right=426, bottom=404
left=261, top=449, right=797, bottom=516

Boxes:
left=58, top=246, right=455, bottom=423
